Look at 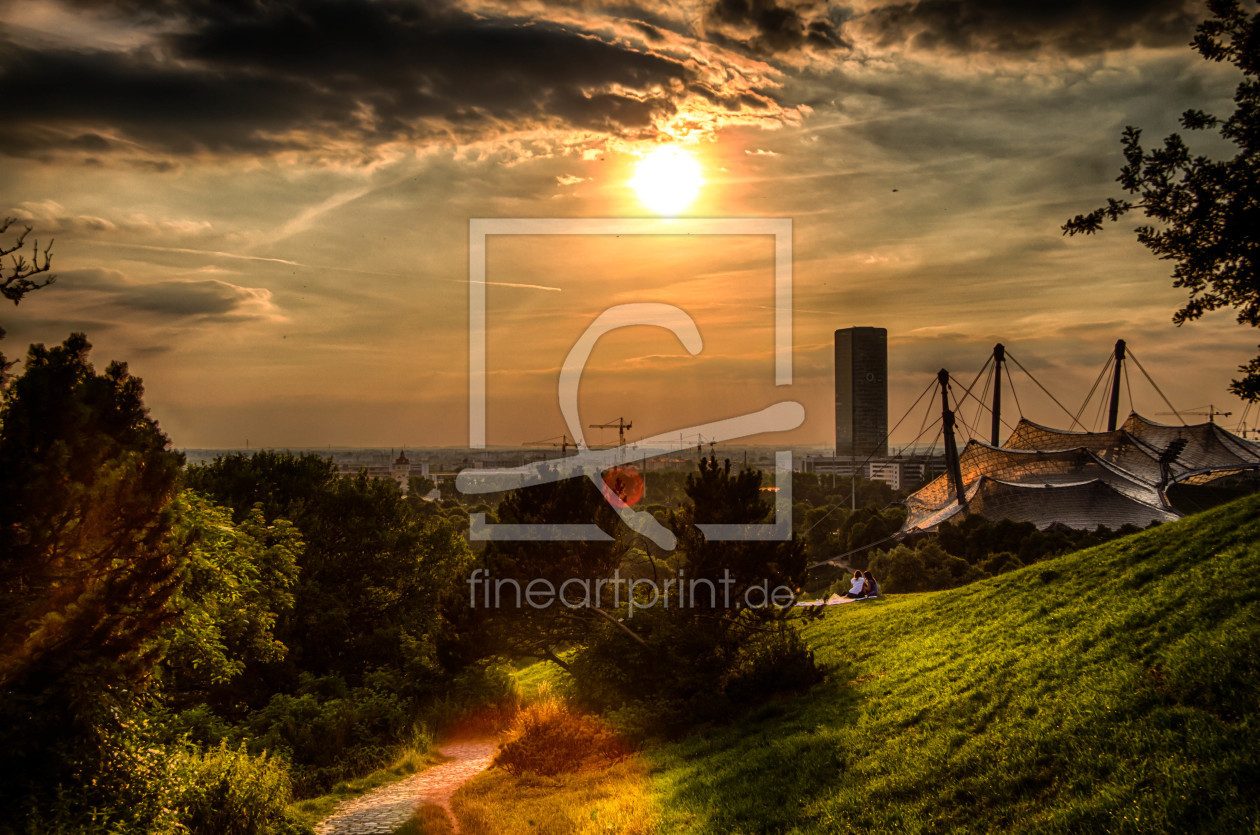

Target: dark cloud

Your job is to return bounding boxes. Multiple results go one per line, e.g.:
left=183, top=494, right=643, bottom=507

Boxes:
left=708, top=0, right=845, bottom=54
left=63, top=269, right=279, bottom=320
left=858, top=0, right=1198, bottom=55
left=0, top=0, right=789, bottom=161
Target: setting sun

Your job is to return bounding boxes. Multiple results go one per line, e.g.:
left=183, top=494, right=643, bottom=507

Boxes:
left=630, top=146, right=703, bottom=215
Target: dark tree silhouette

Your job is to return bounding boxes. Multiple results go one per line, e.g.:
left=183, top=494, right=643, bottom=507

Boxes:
left=1063, top=0, right=1260, bottom=400
left=0, top=334, right=185, bottom=812
left=0, top=335, right=185, bottom=691
left=0, top=217, right=56, bottom=384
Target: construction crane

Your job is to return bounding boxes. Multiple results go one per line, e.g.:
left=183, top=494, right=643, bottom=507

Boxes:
left=1157, top=405, right=1232, bottom=424
left=589, top=417, right=632, bottom=447
left=525, top=434, right=574, bottom=456
left=693, top=433, right=717, bottom=458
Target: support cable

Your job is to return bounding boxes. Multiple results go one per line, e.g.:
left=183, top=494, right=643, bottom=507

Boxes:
left=808, top=533, right=903, bottom=570
left=1004, top=361, right=1023, bottom=425
left=976, top=365, right=995, bottom=440
left=1128, top=349, right=1184, bottom=425
left=1073, top=354, right=1113, bottom=430
left=1007, top=352, right=1089, bottom=431
left=1093, top=368, right=1111, bottom=432
left=950, top=373, right=1018, bottom=436
left=948, top=361, right=991, bottom=440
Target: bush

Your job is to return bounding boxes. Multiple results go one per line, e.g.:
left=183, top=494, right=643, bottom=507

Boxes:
left=13, top=722, right=310, bottom=835
left=172, top=742, right=309, bottom=835
left=572, top=610, right=822, bottom=740
left=245, top=679, right=418, bottom=795
left=723, top=622, right=824, bottom=707
left=493, top=687, right=631, bottom=777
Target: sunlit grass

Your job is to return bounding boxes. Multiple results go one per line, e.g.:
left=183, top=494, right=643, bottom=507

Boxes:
left=512, top=654, right=570, bottom=700
left=645, top=492, right=1260, bottom=832
left=497, top=493, right=1260, bottom=832
left=451, top=757, right=655, bottom=835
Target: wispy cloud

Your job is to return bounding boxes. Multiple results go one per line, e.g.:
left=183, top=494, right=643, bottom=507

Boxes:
left=93, top=241, right=562, bottom=292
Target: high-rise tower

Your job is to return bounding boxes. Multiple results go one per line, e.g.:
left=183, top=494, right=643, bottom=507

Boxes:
left=835, top=327, right=888, bottom=458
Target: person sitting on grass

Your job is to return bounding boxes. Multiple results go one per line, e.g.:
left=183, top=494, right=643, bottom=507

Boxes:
left=862, top=570, right=880, bottom=598
left=844, top=569, right=866, bottom=599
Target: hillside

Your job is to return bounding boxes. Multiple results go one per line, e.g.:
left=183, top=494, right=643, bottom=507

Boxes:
left=458, top=493, right=1260, bottom=833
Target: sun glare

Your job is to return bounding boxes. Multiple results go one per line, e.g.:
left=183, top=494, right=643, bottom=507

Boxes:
left=630, top=146, right=703, bottom=215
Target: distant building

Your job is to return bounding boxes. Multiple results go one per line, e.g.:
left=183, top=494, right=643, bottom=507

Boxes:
left=337, top=448, right=429, bottom=493
left=392, top=450, right=411, bottom=492
left=835, top=327, right=888, bottom=458
left=800, top=454, right=946, bottom=490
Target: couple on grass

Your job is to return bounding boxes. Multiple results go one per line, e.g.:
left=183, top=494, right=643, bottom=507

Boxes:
left=844, top=569, right=880, bottom=599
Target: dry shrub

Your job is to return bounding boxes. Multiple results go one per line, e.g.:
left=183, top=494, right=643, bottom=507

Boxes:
left=393, top=803, right=455, bottom=834
left=492, top=686, right=631, bottom=777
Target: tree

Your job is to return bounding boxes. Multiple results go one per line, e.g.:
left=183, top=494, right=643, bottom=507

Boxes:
left=184, top=452, right=475, bottom=691
left=0, top=218, right=55, bottom=384
left=570, top=457, right=820, bottom=736
left=1063, top=0, right=1260, bottom=400
left=0, top=334, right=185, bottom=691
left=0, top=334, right=186, bottom=818
left=158, top=492, right=302, bottom=709
left=475, top=473, right=625, bottom=669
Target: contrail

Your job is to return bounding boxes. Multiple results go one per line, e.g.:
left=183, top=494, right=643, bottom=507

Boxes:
left=95, top=240, right=303, bottom=266
left=92, top=241, right=562, bottom=291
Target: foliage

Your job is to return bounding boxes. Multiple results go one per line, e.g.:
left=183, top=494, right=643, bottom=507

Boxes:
left=568, top=457, right=822, bottom=737
left=182, top=452, right=482, bottom=793
left=160, top=492, right=302, bottom=705
left=794, top=495, right=907, bottom=568
left=853, top=515, right=1144, bottom=594
left=475, top=473, right=623, bottom=665
left=493, top=686, right=630, bottom=777
left=12, top=704, right=185, bottom=834
left=0, top=335, right=188, bottom=823
left=0, top=334, right=185, bottom=691
left=1064, top=0, right=1260, bottom=400
left=866, top=541, right=981, bottom=593
left=240, top=675, right=420, bottom=794
left=672, top=457, right=807, bottom=612
left=171, top=742, right=309, bottom=835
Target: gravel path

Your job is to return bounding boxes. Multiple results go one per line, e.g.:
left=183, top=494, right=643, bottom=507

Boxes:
left=314, top=739, right=497, bottom=835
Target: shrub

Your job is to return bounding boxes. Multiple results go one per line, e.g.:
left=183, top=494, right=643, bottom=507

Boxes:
left=723, top=622, right=824, bottom=707
left=493, top=686, right=631, bottom=777
left=171, top=742, right=310, bottom=835
left=245, top=681, right=416, bottom=795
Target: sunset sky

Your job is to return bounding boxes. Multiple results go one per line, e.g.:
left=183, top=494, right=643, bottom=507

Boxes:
left=2, top=0, right=1255, bottom=449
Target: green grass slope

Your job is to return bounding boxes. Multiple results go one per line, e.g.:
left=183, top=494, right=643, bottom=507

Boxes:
left=647, top=493, right=1260, bottom=834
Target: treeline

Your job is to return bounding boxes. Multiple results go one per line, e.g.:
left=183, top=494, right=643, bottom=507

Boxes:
left=821, top=516, right=1150, bottom=596
left=0, top=336, right=507, bottom=834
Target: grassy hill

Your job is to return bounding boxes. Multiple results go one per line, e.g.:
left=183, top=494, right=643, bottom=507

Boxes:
left=454, top=493, right=1260, bottom=833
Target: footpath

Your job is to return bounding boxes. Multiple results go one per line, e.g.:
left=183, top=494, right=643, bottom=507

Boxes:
left=314, top=738, right=497, bottom=835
